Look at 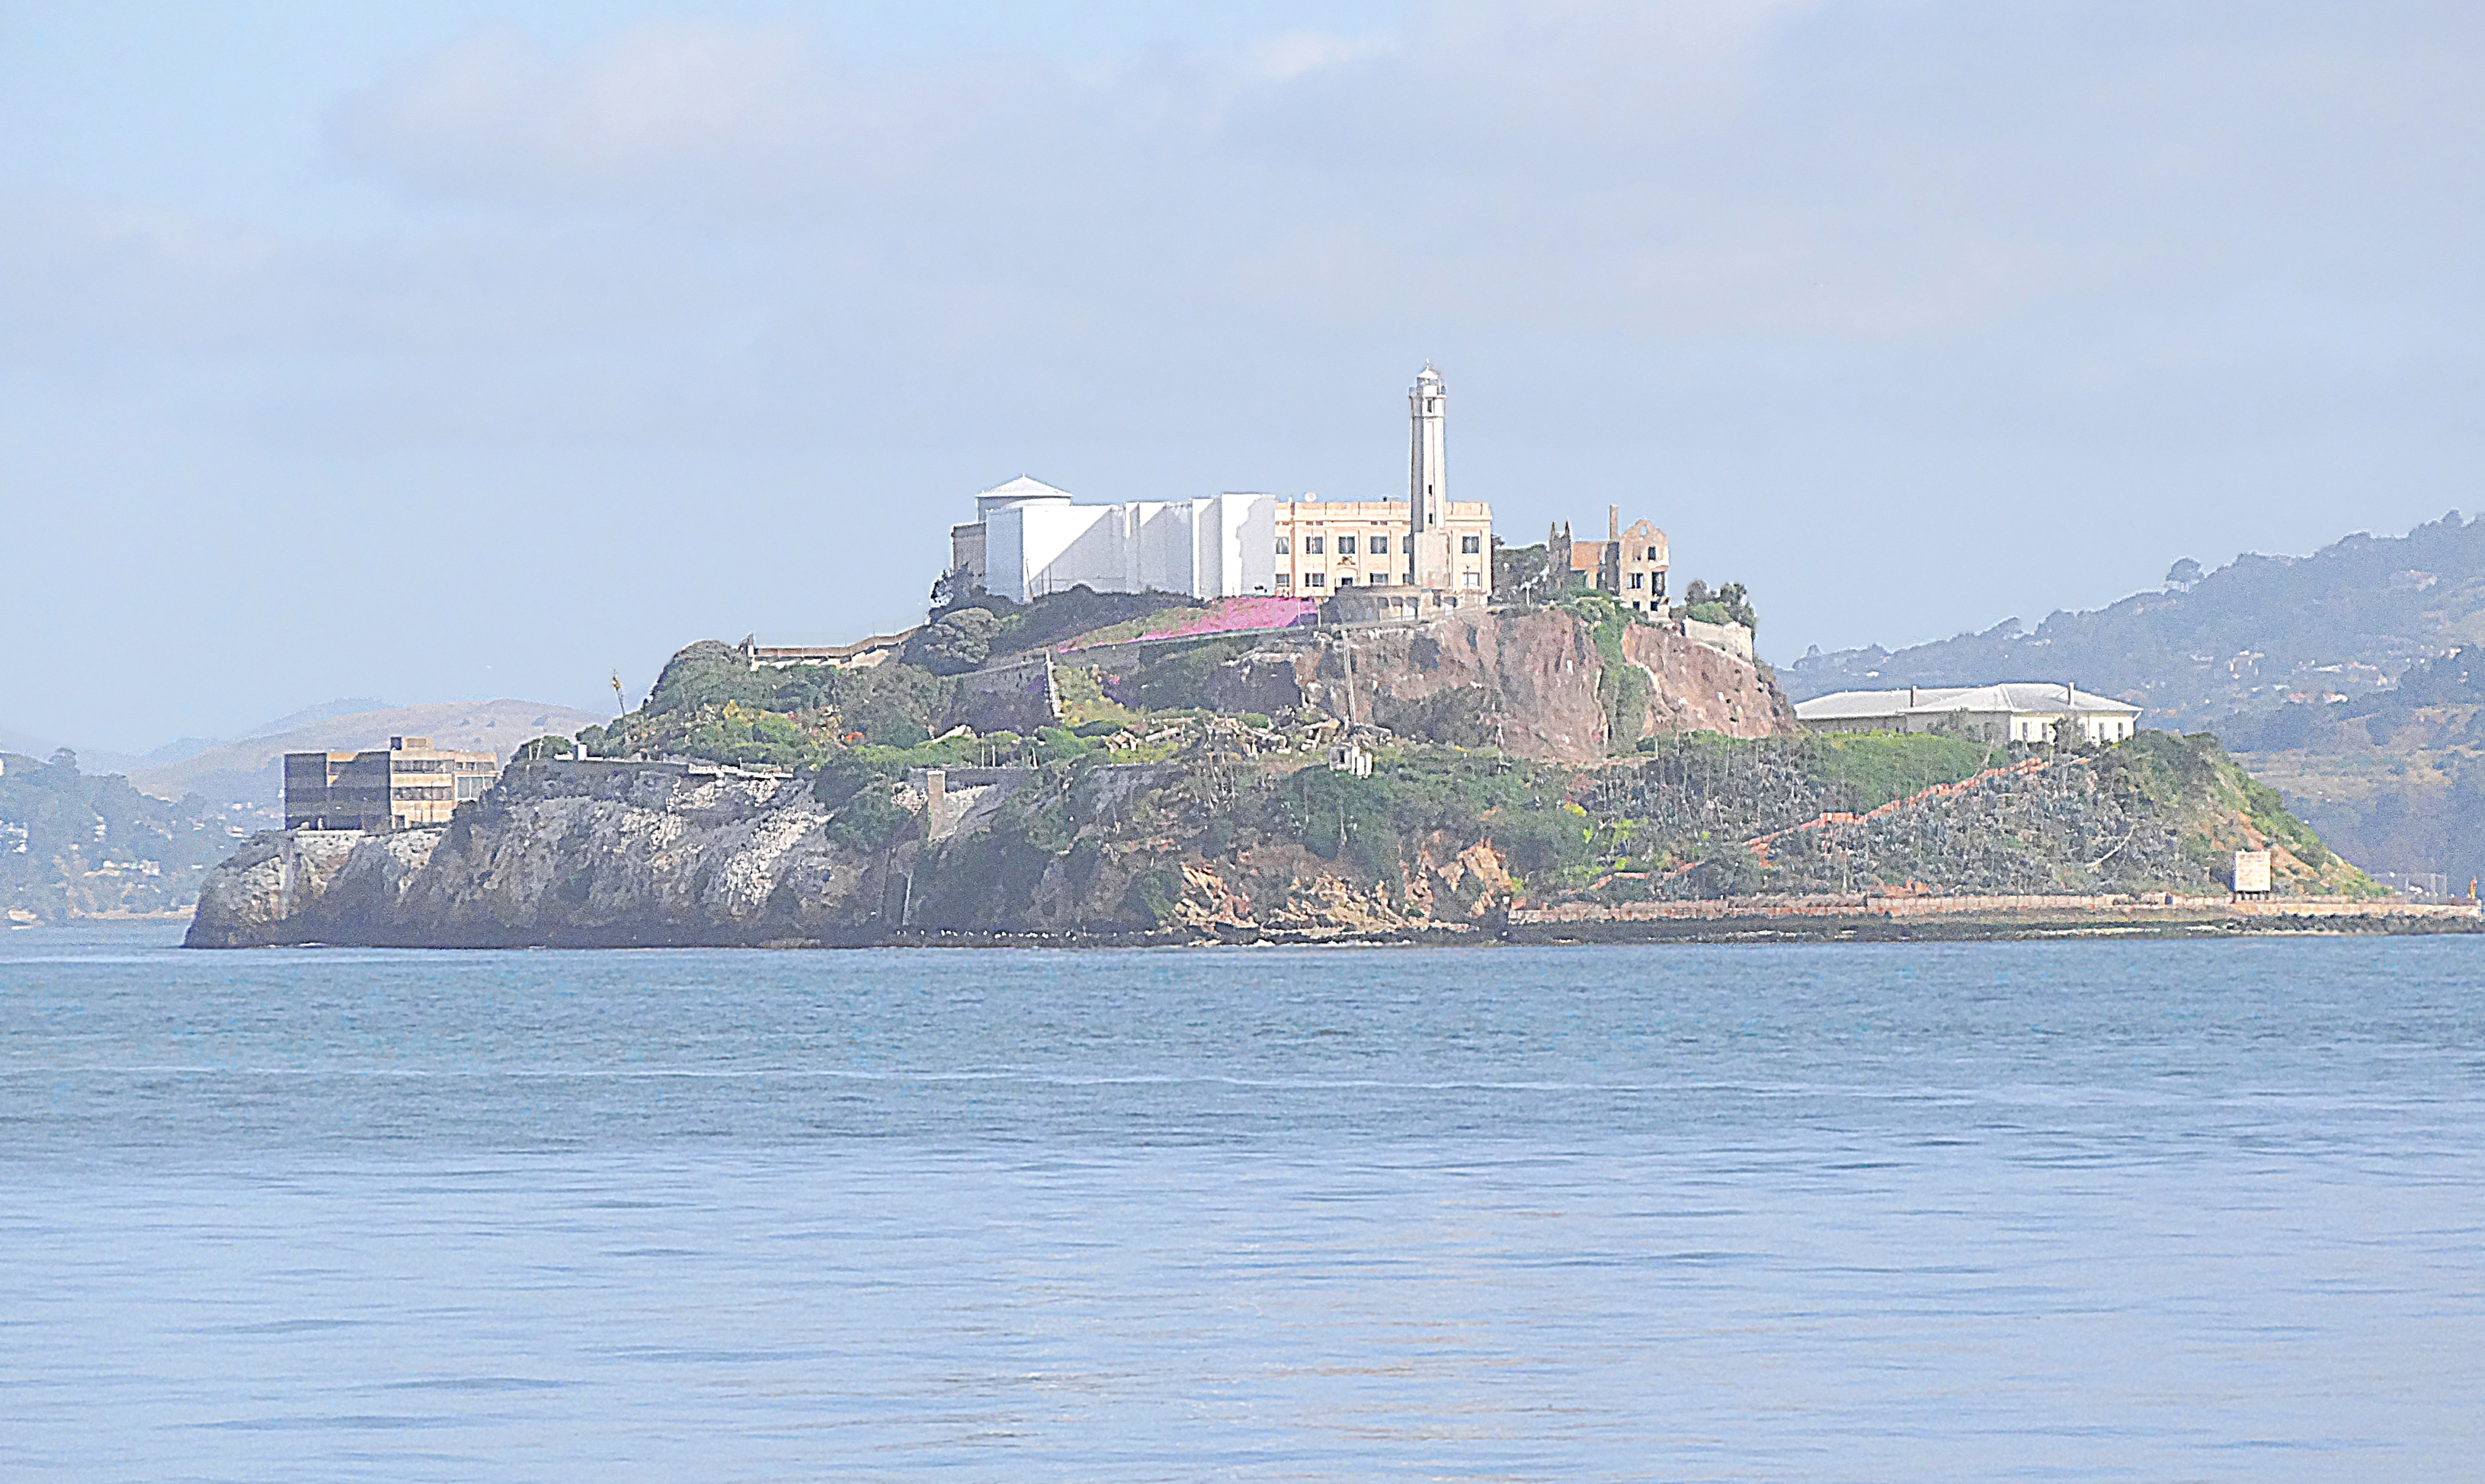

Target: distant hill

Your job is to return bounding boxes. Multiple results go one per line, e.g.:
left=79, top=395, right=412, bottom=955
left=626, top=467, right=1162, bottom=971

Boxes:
left=0, top=697, right=392, bottom=778
left=1783, top=511, right=2485, bottom=731
left=131, top=699, right=609, bottom=809
left=1, top=751, right=238, bottom=923
left=1784, top=512, right=2485, bottom=889
left=237, top=697, right=393, bottom=740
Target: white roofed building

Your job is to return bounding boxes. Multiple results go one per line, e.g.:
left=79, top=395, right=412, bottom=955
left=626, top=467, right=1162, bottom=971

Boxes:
left=949, top=477, right=1275, bottom=604
left=1795, top=683, right=2141, bottom=745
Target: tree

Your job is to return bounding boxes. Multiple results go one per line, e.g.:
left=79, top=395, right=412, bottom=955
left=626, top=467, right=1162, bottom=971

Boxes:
left=1492, top=540, right=1550, bottom=599
left=914, top=608, right=1005, bottom=675
left=1677, top=581, right=1757, bottom=631
left=2165, top=557, right=2204, bottom=591
left=1715, top=581, right=1758, bottom=631
left=930, top=564, right=980, bottom=611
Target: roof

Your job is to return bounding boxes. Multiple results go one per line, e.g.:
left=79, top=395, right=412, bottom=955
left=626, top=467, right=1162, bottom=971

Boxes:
left=977, top=474, right=1074, bottom=503
left=1794, top=683, right=2142, bottom=722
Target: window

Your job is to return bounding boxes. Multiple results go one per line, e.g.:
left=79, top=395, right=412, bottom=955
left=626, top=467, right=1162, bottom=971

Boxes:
left=1306, top=572, right=1326, bottom=587
left=1276, top=573, right=1292, bottom=589
left=1337, top=576, right=1353, bottom=587
left=1306, top=536, right=1325, bottom=554
left=1338, top=536, right=1357, bottom=556
left=1646, top=546, right=1660, bottom=561
left=1461, top=536, right=1481, bottom=554
left=1461, top=571, right=1481, bottom=587
left=1369, top=535, right=1389, bottom=554
left=1275, top=536, right=1290, bottom=555
left=1629, top=572, right=1644, bottom=589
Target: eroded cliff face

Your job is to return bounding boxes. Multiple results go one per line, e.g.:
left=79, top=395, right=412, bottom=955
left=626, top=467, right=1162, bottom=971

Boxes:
left=1261, top=609, right=1791, bottom=761
left=1619, top=622, right=1798, bottom=741
left=186, top=758, right=1521, bottom=948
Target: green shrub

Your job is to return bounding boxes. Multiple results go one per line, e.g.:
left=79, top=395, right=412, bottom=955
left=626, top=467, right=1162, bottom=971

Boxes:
left=911, top=608, right=1005, bottom=675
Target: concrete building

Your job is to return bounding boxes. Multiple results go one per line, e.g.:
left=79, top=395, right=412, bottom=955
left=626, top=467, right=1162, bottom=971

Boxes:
left=1549, top=507, right=1670, bottom=611
left=1271, top=497, right=1492, bottom=600
left=1794, top=684, right=2141, bottom=745
left=284, top=736, right=500, bottom=833
left=949, top=365, right=1493, bottom=606
left=949, top=477, right=1275, bottom=604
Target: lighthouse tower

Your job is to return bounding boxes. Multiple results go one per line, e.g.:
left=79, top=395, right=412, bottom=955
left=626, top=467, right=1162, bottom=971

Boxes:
left=1407, top=363, right=1455, bottom=590
left=1408, top=362, right=1447, bottom=533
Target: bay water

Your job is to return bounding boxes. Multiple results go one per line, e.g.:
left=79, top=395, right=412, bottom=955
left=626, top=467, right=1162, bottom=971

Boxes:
left=3, top=924, right=2480, bottom=1480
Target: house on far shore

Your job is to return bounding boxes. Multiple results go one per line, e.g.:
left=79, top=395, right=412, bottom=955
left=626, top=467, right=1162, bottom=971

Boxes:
left=1795, top=683, right=2140, bottom=745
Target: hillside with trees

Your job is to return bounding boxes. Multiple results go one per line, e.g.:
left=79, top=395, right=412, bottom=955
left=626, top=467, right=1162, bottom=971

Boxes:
left=1, top=751, right=243, bottom=923
left=1784, top=512, right=2485, bottom=891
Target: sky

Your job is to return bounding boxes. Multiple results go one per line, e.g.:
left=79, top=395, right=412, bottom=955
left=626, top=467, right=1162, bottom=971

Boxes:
left=4, top=1, right=2482, bottom=750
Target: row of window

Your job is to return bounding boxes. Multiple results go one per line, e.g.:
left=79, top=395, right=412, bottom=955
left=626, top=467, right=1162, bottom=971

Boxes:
left=1276, top=572, right=1485, bottom=590
left=1276, top=536, right=1484, bottom=556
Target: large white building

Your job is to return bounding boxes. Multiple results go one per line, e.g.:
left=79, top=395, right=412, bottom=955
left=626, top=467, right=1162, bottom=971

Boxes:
left=949, top=479, right=1274, bottom=604
left=1796, top=683, right=2141, bottom=745
left=948, top=365, right=1492, bottom=605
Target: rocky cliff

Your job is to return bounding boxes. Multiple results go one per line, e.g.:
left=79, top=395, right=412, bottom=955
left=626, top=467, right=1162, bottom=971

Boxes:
left=591, top=598, right=1797, bottom=772
left=1104, top=606, right=1792, bottom=762
left=187, top=722, right=2367, bottom=948
left=187, top=755, right=1530, bottom=948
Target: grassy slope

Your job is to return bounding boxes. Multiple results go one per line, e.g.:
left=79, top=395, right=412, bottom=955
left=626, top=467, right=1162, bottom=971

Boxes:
left=882, top=729, right=2373, bottom=930
left=578, top=599, right=2370, bottom=907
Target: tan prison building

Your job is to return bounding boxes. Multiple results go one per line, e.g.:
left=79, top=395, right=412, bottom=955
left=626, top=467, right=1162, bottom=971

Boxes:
left=1271, top=363, right=1491, bottom=601
left=284, top=736, right=501, bottom=833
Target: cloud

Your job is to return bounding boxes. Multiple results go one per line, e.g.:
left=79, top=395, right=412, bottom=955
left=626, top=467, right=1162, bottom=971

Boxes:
left=10, top=0, right=2485, bottom=750
left=331, top=22, right=841, bottom=197
left=312, top=5, right=1957, bottom=351
left=333, top=0, right=2481, bottom=353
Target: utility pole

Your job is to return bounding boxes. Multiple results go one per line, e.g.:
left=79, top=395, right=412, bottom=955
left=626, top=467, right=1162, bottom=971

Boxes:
left=1340, top=637, right=1359, bottom=729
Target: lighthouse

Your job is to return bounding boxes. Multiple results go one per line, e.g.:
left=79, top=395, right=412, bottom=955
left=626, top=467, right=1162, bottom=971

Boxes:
left=1408, top=362, right=1447, bottom=533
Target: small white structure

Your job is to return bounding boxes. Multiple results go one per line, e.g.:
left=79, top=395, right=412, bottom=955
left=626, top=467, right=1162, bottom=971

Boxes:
left=1796, top=683, right=2140, bottom=745
left=2233, top=849, right=2273, bottom=896
left=952, top=476, right=1275, bottom=604
left=1326, top=742, right=1373, bottom=777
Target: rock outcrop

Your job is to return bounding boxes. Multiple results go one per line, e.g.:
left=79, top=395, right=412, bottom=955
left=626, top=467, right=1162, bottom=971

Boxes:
left=187, top=756, right=1520, bottom=948
left=1098, top=608, right=1793, bottom=762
